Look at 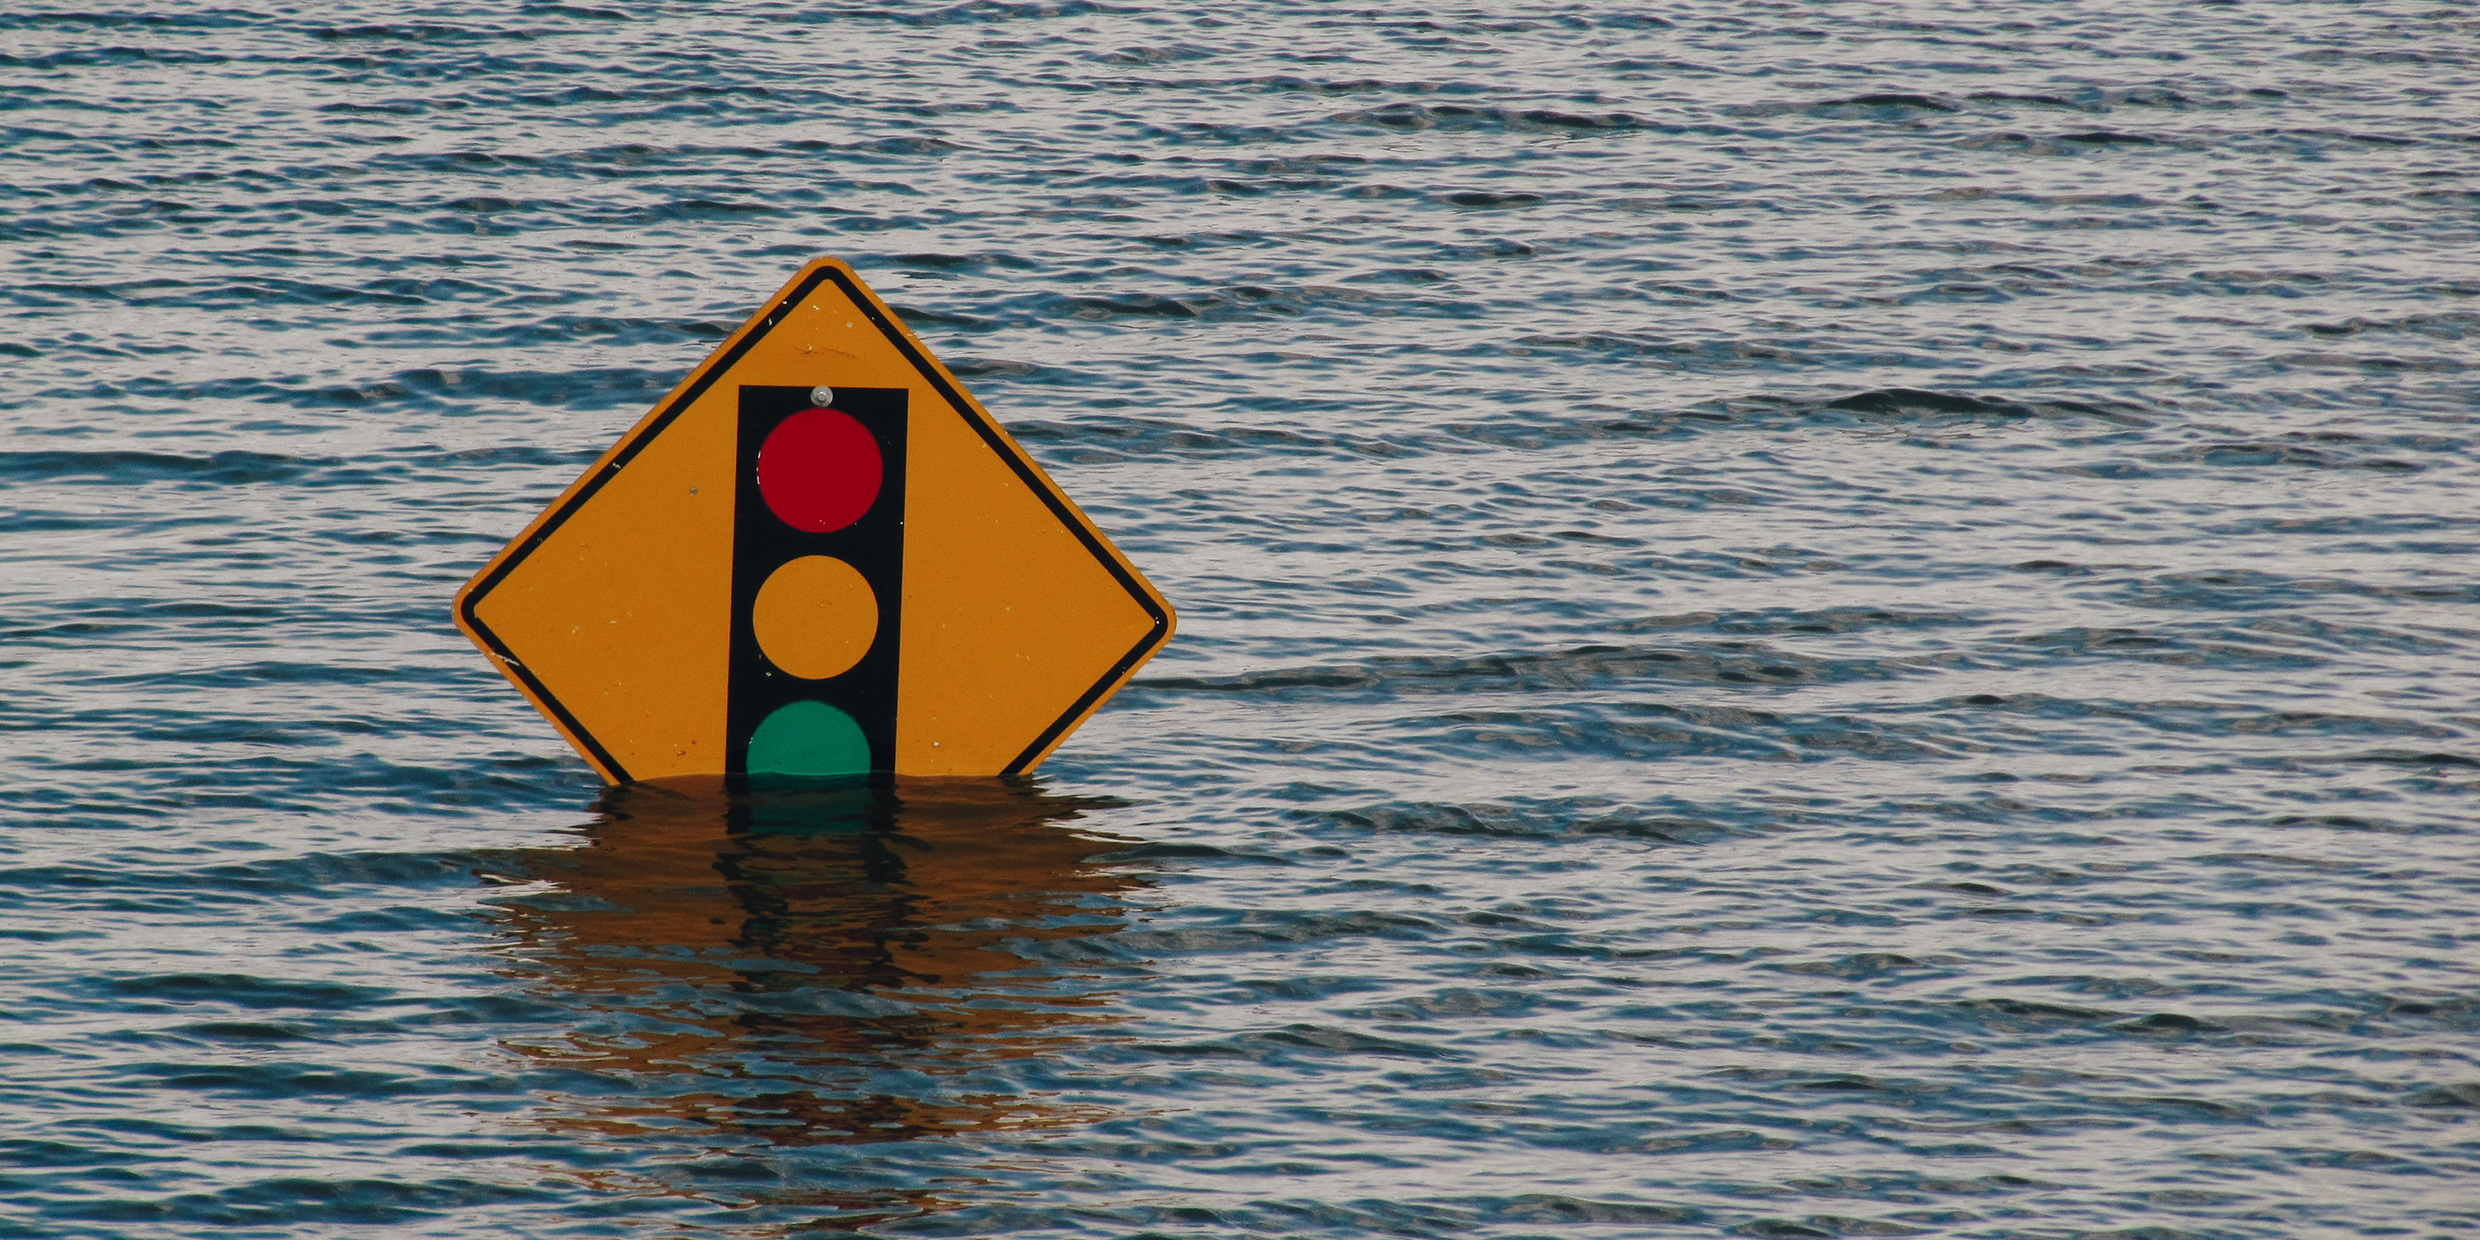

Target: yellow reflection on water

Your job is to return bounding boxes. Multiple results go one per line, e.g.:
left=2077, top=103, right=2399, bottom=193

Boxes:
left=487, top=776, right=1147, bottom=1219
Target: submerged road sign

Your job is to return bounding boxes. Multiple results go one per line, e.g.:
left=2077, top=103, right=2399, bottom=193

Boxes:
left=454, top=257, right=1173, bottom=783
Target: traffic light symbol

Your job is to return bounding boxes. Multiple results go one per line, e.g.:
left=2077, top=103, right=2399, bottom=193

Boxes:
left=727, top=384, right=908, bottom=781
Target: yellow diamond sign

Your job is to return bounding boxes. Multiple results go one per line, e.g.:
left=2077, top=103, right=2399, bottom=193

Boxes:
left=453, top=257, right=1174, bottom=783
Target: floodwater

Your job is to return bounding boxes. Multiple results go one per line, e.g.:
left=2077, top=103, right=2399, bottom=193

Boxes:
left=3, top=3, right=2477, bottom=1236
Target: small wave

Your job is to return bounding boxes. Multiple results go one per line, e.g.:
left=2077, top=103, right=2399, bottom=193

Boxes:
left=0, top=449, right=333, bottom=486
left=1087, top=841, right=1290, bottom=865
left=2404, top=1084, right=2480, bottom=1107
left=1328, top=102, right=1652, bottom=133
left=1139, top=638, right=1924, bottom=700
left=100, top=973, right=398, bottom=1010
left=1967, top=91, right=2090, bottom=110
left=0, top=850, right=495, bottom=900
left=2143, top=438, right=2426, bottom=471
left=1458, top=1196, right=1697, bottom=1227
left=0, top=11, right=251, bottom=31
left=854, top=0, right=1115, bottom=27
left=1022, top=282, right=1384, bottom=324
left=1135, top=1023, right=1452, bottom=1062
left=1835, top=92, right=1958, bottom=112
left=2302, top=311, right=2479, bottom=340
left=1826, top=387, right=2025, bottom=415
left=1116, top=911, right=1444, bottom=956
left=1433, top=189, right=1544, bottom=209
left=1818, top=388, right=2153, bottom=426
left=0, top=45, right=228, bottom=69
left=1317, top=798, right=1760, bottom=844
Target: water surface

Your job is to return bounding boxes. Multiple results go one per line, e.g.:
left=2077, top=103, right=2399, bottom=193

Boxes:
left=3, top=2, right=2477, bottom=1236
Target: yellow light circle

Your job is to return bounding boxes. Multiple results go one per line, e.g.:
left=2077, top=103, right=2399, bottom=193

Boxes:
left=752, top=555, right=878, bottom=680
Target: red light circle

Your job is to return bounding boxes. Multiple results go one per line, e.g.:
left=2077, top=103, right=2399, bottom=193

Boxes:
left=757, top=408, right=882, bottom=533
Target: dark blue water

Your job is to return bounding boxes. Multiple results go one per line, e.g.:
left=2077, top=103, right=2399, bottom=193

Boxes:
left=4, top=3, right=2477, bottom=1236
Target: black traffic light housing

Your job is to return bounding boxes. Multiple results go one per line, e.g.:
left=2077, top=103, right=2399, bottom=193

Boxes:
left=726, top=384, right=908, bottom=782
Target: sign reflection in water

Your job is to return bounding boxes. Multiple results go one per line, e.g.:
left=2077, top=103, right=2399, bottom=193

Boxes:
left=483, top=779, right=1149, bottom=1219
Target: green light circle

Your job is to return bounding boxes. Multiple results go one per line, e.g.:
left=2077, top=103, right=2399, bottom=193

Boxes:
left=745, top=700, right=872, bottom=779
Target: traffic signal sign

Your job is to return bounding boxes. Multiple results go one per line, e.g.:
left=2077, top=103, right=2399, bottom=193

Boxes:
left=453, top=258, right=1172, bottom=784
left=729, top=385, right=906, bottom=780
